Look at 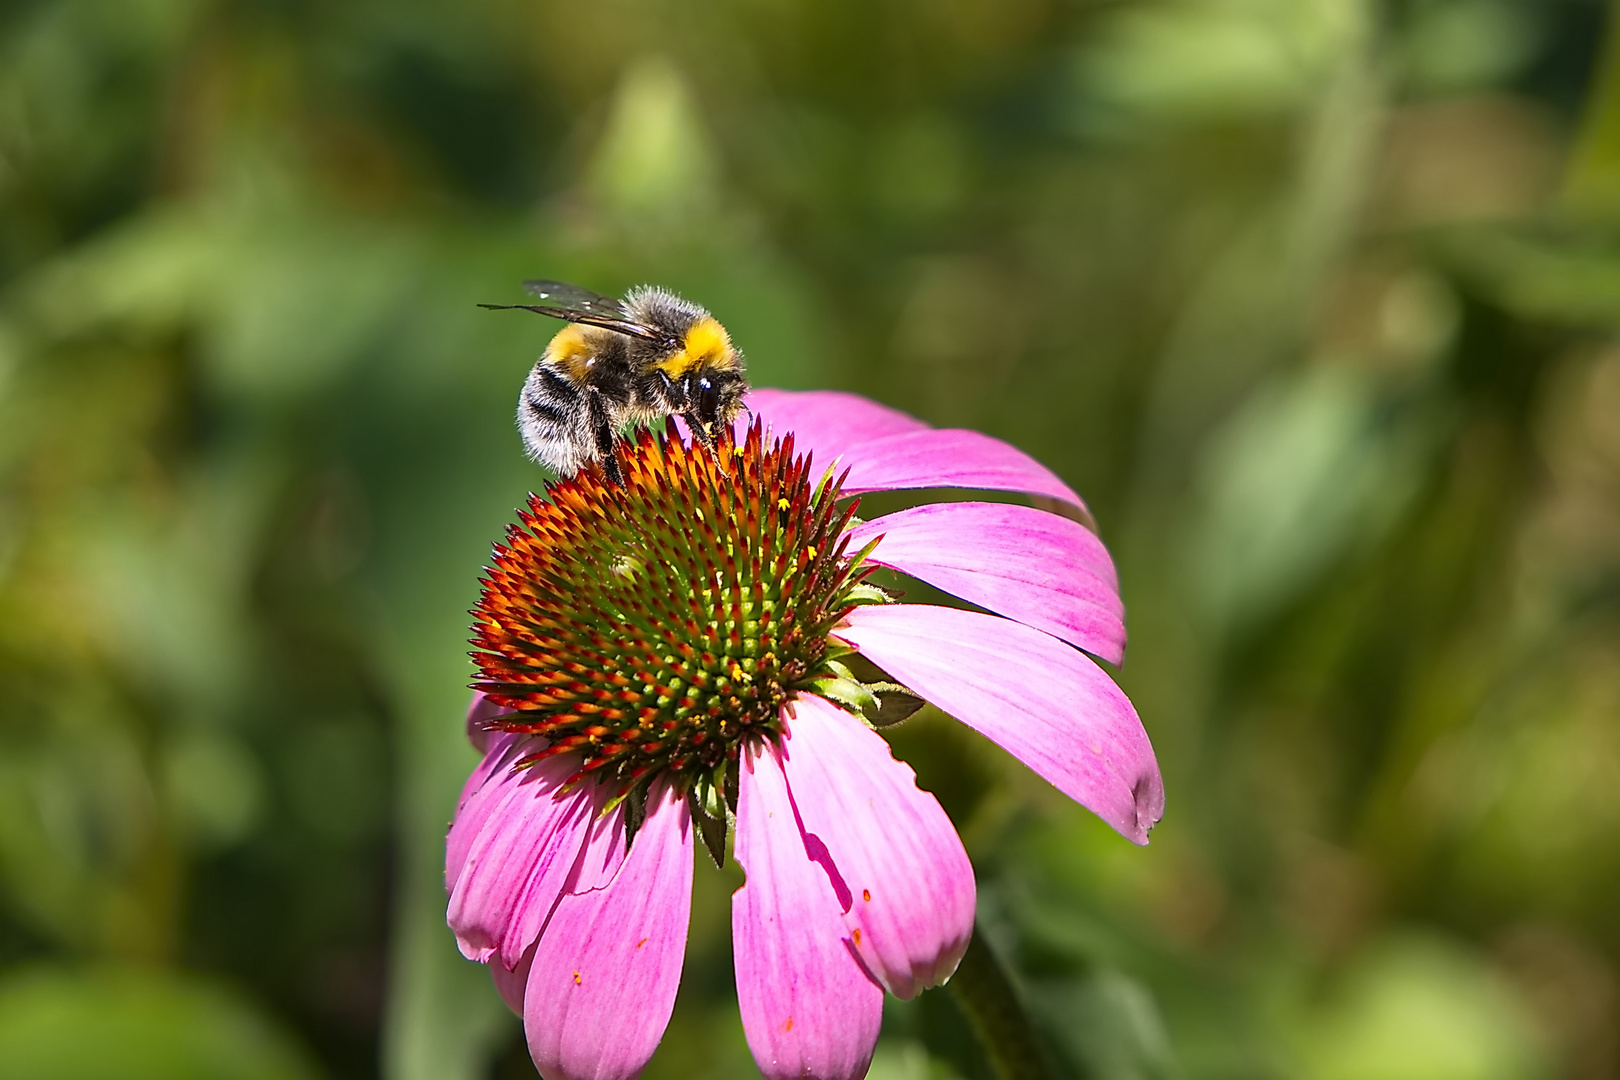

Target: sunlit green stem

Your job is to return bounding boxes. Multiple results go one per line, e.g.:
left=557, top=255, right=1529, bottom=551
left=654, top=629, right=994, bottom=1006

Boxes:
left=945, top=933, right=1050, bottom=1080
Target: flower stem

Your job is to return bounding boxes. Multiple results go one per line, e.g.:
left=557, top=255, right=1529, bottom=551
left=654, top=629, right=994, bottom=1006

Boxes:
left=946, top=932, right=1051, bottom=1080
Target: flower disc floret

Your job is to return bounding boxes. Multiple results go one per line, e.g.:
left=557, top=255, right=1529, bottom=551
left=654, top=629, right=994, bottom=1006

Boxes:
left=470, top=420, right=870, bottom=794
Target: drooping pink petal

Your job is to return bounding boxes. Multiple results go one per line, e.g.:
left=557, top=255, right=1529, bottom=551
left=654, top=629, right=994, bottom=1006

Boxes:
left=522, top=780, right=693, bottom=1080
left=780, top=693, right=975, bottom=999
left=446, top=755, right=597, bottom=968
left=733, top=739, right=884, bottom=1080
left=847, top=501, right=1127, bottom=665
left=448, top=693, right=532, bottom=897
left=491, top=945, right=534, bottom=1016
left=837, top=604, right=1164, bottom=844
left=726, top=389, right=1088, bottom=510
left=744, top=388, right=930, bottom=463
left=563, top=784, right=632, bottom=893
left=465, top=690, right=507, bottom=754
left=836, top=429, right=1088, bottom=511
left=446, top=732, right=529, bottom=896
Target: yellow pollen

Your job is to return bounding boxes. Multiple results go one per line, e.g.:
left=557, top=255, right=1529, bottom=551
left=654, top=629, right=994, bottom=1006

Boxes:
left=852, top=928, right=862, bottom=945
left=777, top=498, right=790, bottom=511
left=807, top=546, right=818, bottom=559
left=573, top=971, right=581, bottom=985
left=863, top=889, right=871, bottom=902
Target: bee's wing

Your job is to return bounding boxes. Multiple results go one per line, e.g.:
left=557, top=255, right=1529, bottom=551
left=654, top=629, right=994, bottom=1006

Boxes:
left=520, top=280, right=628, bottom=314
left=477, top=279, right=666, bottom=342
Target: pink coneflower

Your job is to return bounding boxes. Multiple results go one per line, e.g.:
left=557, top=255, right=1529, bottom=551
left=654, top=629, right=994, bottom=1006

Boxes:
left=445, top=389, right=1163, bottom=1080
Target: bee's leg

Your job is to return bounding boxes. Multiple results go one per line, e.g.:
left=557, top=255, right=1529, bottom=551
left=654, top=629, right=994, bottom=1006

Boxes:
left=586, top=386, right=624, bottom=486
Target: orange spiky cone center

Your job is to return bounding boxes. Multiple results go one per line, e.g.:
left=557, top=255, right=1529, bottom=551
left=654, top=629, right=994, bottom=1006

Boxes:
left=470, top=421, right=870, bottom=795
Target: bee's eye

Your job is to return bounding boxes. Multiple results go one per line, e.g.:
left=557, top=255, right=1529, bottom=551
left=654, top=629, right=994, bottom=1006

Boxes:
left=695, top=377, right=721, bottom=423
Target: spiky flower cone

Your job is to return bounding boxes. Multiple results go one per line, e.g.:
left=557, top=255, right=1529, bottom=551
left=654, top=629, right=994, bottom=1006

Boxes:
left=471, top=420, right=875, bottom=846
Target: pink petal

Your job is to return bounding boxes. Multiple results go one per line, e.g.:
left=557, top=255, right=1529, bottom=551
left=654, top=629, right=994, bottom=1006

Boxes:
left=780, top=693, right=975, bottom=999
left=745, top=390, right=1087, bottom=511
left=733, top=739, right=884, bottom=1080
left=847, top=502, right=1127, bottom=665
left=465, top=690, right=504, bottom=754
left=447, top=693, right=533, bottom=898
left=491, top=946, right=534, bottom=1016
left=744, top=388, right=930, bottom=462
left=446, top=755, right=598, bottom=968
left=522, top=780, right=693, bottom=1080
left=445, top=734, right=529, bottom=896
left=563, top=782, right=632, bottom=894
left=837, top=429, right=1088, bottom=511
left=837, top=605, right=1164, bottom=845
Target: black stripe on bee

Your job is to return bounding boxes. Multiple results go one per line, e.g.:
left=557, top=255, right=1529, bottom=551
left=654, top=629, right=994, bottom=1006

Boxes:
left=524, top=395, right=569, bottom=426
left=536, top=366, right=578, bottom=399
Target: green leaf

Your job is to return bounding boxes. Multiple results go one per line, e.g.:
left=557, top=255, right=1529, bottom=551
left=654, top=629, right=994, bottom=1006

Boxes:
left=845, top=581, right=899, bottom=606
left=804, top=675, right=878, bottom=717
left=867, top=682, right=927, bottom=727
left=688, top=774, right=730, bottom=868
left=609, top=783, right=650, bottom=853
left=0, top=967, right=321, bottom=1080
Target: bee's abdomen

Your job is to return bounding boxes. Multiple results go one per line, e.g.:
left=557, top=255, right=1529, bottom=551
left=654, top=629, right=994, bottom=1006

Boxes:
left=522, top=391, right=569, bottom=427
left=517, top=361, right=594, bottom=472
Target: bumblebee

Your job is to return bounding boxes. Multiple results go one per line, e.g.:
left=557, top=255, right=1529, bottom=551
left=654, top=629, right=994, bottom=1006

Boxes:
left=481, top=280, right=749, bottom=485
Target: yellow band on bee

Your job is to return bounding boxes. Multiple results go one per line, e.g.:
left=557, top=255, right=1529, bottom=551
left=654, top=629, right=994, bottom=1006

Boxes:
left=653, top=316, right=733, bottom=378
left=546, top=324, right=597, bottom=381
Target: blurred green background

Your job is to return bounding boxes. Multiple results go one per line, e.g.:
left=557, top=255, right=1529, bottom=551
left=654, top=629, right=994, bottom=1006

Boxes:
left=2, top=0, right=1618, bottom=1077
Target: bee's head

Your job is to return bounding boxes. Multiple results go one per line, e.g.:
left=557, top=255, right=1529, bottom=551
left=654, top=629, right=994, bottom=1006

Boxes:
left=667, top=314, right=747, bottom=448
left=682, top=366, right=748, bottom=448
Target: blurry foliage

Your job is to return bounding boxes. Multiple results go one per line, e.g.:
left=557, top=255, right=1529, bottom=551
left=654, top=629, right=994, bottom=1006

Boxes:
left=0, top=0, right=1618, bottom=1078
left=0, top=965, right=320, bottom=1080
